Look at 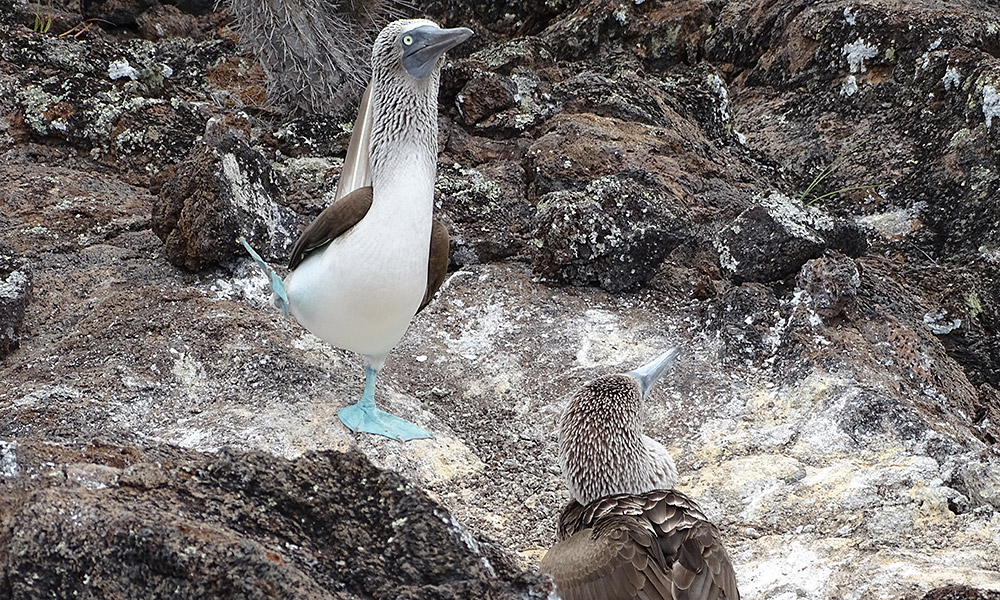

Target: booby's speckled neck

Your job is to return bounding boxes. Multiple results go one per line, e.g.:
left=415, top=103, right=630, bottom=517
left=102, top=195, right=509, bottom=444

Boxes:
left=367, top=18, right=443, bottom=200
left=559, top=374, right=677, bottom=505
left=368, top=70, right=439, bottom=188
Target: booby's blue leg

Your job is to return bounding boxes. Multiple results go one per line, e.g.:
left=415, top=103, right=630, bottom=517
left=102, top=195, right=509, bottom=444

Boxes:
left=238, top=236, right=289, bottom=316
left=338, top=366, right=433, bottom=441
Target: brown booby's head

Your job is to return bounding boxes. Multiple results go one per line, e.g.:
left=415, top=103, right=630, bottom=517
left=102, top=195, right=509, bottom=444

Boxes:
left=559, top=348, right=681, bottom=506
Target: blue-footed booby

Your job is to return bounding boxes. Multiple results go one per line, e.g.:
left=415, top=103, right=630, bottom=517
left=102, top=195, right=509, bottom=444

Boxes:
left=241, top=19, right=472, bottom=441
left=540, top=349, right=740, bottom=600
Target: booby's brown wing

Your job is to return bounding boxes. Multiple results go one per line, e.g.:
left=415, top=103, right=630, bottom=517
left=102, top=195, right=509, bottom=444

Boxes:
left=542, top=491, right=739, bottom=600
left=540, top=514, right=669, bottom=600
left=335, top=80, right=373, bottom=201
left=288, top=194, right=448, bottom=310
left=287, top=186, right=373, bottom=269
left=640, top=490, right=740, bottom=600
left=288, top=80, right=375, bottom=271
left=418, top=219, right=449, bottom=313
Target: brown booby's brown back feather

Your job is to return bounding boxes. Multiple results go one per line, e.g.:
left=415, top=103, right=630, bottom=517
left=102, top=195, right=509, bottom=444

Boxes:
left=541, top=489, right=739, bottom=600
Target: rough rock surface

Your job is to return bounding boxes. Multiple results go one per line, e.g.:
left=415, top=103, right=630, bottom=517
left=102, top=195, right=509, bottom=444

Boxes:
left=0, top=439, right=546, bottom=599
left=0, top=245, right=30, bottom=360
left=152, top=127, right=295, bottom=270
left=2, top=0, right=1000, bottom=598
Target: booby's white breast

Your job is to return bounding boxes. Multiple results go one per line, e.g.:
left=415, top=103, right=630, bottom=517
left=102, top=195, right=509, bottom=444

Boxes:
left=284, top=149, right=435, bottom=364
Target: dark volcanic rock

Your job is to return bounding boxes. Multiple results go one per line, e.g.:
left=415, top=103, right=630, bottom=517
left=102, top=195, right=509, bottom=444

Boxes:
left=456, top=72, right=519, bottom=126
left=709, top=282, right=782, bottom=364
left=436, top=161, right=532, bottom=266
left=523, top=112, right=706, bottom=291
left=532, top=184, right=682, bottom=293
left=0, top=440, right=548, bottom=600
left=0, top=245, right=30, bottom=360
left=152, top=130, right=293, bottom=271
left=715, top=192, right=868, bottom=284
left=920, top=585, right=1000, bottom=600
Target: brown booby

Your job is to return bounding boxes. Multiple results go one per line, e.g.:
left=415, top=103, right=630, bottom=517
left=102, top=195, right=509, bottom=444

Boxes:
left=540, top=348, right=741, bottom=600
left=241, top=19, right=473, bottom=441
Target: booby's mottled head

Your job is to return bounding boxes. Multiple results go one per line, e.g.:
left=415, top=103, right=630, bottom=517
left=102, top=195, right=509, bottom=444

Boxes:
left=559, top=347, right=682, bottom=505
left=373, top=19, right=473, bottom=80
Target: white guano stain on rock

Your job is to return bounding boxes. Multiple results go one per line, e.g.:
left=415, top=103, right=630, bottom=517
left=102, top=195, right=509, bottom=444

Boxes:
left=737, top=541, right=836, bottom=600
left=708, top=73, right=731, bottom=122
left=0, top=441, right=18, bottom=478
left=761, top=191, right=832, bottom=241
left=859, top=202, right=926, bottom=240
left=681, top=369, right=1000, bottom=598
left=942, top=66, right=961, bottom=90
left=841, top=74, right=859, bottom=96
left=108, top=59, right=139, bottom=81
left=918, top=37, right=944, bottom=70
left=844, top=6, right=857, bottom=25
left=923, top=309, right=962, bottom=335
left=983, top=85, right=1000, bottom=128
left=843, top=38, right=879, bottom=74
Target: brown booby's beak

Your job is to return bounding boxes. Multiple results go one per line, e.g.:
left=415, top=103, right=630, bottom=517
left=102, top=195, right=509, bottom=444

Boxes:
left=627, top=347, right=681, bottom=398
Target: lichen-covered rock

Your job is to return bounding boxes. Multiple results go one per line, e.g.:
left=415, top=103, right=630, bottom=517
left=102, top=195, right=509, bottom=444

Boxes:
left=0, top=245, right=30, bottom=361
left=532, top=184, right=682, bottom=293
left=436, top=161, right=531, bottom=266
left=0, top=440, right=549, bottom=599
left=152, top=130, right=294, bottom=271
left=1, top=25, right=230, bottom=183
left=443, top=41, right=559, bottom=137
left=795, top=252, right=861, bottom=321
left=715, top=192, right=868, bottom=284
left=523, top=112, right=707, bottom=291
left=707, top=0, right=1000, bottom=261
left=455, top=71, right=519, bottom=126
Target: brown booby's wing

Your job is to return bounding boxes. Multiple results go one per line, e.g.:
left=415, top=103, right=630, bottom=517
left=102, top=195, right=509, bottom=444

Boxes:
left=287, top=187, right=373, bottom=269
left=541, top=492, right=740, bottom=600
left=642, top=490, right=740, bottom=600
left=418, top=218, right=449, bottom=313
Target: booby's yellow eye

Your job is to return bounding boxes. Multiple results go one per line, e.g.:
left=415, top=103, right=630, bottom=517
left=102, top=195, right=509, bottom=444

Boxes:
left=402, top=35, right=414, bottom=46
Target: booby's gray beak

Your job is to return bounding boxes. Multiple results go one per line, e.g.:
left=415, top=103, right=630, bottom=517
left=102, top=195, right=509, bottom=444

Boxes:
left=402, top=25, right=474, bottom=79
left=627, top=347, right=681, bottom=398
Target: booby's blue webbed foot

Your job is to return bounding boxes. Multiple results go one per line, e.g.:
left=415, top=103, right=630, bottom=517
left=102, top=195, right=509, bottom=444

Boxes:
left=339, top=365, right=433, bottom=441
left=238, top=236, right=289, bottom=316
left=338, top=403, right=433, bottom=441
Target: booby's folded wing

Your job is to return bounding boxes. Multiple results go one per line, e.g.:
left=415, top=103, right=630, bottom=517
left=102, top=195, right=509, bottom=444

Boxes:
left=641, top=490, right=740, bottom=600
left=542, top=492, right=740, bottom=600
left=541, top=512, right=671, bottom=600
left=336, top=80, right=374, bottom=201
left=287, top=186, right=373, bottom=269
left=418, top=219, right=449, bottom=312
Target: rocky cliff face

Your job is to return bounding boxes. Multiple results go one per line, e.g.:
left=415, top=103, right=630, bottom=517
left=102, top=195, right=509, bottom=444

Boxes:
left=2, top=0, right=999, bottom=598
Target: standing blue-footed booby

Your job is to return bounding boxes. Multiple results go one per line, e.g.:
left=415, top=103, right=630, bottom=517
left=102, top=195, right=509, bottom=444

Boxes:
left=540, top=349, right=740, bottom=600
left=241, top=19, right=472, bottom=441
